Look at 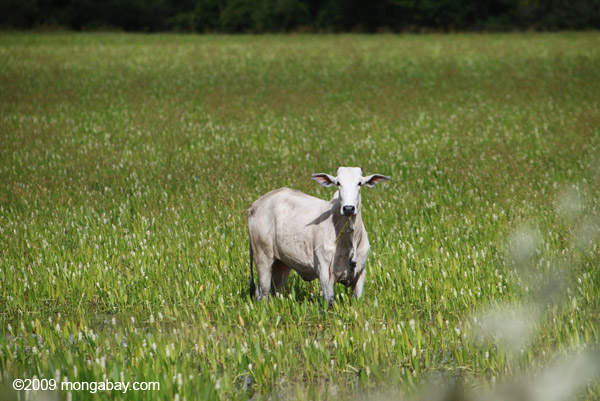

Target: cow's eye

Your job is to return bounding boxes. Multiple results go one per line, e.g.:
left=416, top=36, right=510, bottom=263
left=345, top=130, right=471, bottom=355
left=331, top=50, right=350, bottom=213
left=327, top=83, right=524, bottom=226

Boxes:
left=357, top=182, right=362, bottom=186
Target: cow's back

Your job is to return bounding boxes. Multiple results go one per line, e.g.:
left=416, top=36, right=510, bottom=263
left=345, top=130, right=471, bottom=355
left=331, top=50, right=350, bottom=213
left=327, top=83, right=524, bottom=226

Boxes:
left=248, top=187, right=327, bottom=219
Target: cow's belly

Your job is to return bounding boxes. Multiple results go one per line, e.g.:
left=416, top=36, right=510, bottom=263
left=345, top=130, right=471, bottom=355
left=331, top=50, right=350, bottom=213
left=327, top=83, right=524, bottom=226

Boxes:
left=277, top=251, right=317, bottom=279
left=273, top=237, right=319, bottom=281
left=292, top=267, right=319, bottom=282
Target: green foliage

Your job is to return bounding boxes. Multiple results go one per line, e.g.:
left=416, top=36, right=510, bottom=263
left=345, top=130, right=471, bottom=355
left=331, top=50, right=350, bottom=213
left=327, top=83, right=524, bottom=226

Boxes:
left=0, top=32, right=599, bottom=400
left=0, top=0, right=598, bottom=32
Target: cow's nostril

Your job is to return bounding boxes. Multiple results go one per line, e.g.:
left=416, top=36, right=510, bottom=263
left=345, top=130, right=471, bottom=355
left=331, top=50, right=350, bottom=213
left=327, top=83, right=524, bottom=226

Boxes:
left=342, top=205, right=355, bottom=216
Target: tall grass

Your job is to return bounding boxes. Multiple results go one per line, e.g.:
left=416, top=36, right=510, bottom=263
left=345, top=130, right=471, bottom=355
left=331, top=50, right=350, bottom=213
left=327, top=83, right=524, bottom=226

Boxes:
left=0, top=32, right=599, bottom=400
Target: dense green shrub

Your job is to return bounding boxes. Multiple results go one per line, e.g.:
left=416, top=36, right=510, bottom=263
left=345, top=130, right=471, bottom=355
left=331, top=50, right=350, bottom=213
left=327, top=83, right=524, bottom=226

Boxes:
left=0, top=0, right=598, bottom=33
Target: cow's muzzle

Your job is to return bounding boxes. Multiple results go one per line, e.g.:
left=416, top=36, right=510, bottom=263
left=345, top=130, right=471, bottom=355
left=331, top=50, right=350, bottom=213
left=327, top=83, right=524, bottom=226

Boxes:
left=342, top=205, right=355, bottom=216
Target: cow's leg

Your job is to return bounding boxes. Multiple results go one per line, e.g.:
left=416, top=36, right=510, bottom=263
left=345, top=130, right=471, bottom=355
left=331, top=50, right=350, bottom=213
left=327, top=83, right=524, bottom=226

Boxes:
left=318, top=268, right=335, bottom=308
left=271, top=260, right=291, bottom=293
left=352, top=268, right=366, bottom=299
left=352, top=244, right=370, bottom=300
left=253, top=251, right=275, bottom=301
left=315, top=249, right=336, bottom=308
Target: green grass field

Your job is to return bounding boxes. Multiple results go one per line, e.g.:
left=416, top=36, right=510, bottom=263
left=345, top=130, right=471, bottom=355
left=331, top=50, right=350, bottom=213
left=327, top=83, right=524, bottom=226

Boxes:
left=1, top=32, right=599, bottom=400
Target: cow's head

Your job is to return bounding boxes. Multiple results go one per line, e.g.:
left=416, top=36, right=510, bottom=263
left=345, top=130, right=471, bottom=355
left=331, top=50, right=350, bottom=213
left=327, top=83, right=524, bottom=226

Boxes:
left=312, top=167, right=390, bottom=216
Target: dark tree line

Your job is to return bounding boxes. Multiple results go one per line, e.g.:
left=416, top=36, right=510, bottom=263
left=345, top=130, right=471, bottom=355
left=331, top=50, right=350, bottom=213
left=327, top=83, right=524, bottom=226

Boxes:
left=1, top=0, right=599, bottom=32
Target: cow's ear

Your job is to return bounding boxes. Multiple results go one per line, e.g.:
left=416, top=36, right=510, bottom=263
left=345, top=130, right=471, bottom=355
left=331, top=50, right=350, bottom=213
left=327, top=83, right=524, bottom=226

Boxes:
left=361, top=174, right=390, bottom=187
left=312, top=173, right=337, bottom=187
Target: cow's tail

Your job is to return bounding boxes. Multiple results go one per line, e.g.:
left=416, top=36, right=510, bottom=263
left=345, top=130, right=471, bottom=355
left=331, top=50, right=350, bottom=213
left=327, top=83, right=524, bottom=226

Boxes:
left=249, top=241, right=256, bottom=298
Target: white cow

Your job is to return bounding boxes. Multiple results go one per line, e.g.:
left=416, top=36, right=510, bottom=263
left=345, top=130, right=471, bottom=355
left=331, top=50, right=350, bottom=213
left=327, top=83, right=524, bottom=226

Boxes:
left=248, top=167, right=389, bottom=307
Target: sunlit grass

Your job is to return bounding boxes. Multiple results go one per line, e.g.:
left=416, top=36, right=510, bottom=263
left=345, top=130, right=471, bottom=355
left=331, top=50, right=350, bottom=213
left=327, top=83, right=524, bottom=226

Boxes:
left=0, top=32, right=599, bottom=400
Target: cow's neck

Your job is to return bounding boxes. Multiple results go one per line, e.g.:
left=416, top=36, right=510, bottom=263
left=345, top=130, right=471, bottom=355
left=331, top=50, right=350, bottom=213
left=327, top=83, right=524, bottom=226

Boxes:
left=348, top=210, right=363, bottom=247
left=331, top=192, right=363, bottom=251
left=332, top=205, right=362, bottom=254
